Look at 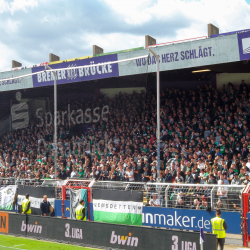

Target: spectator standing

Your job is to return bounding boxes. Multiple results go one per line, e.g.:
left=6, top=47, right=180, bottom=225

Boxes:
left=75, top=199, right=86, bottom=220
left=22, top=193, right=31, bottom=214
left=164, top=168, right=173, bottom=183
left=231, top=173, right=241, bottom=185
left=40, top=195, right=53, bottom=216
left=216, top=181, right=228, bottom=209
left=211, top=209, right=227, bottom=250
left=125, top=166, right=134, bottom=181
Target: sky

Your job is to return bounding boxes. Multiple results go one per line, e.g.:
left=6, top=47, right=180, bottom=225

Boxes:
left=0, top=0, right=250, bottom=72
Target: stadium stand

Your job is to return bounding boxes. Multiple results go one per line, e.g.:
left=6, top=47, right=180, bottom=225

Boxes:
left=0, top=81, right=249, bottom=209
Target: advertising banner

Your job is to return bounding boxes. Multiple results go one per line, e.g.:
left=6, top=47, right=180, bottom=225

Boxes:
left=55, top=199, right=70, bottom=217
left=248, top=212, right=250, bottom=234
left=142, top=207, right=241, bottom=234
left=237, top=31, right=250, bottom=61
left=32, top=54, right=119, bottom=88
left=93, top=189, right=143, bottom=226
left=210, top=28, right=250, bottom=38
left=17, top=186, right=55, bottom=215
left=0, top=212, right=9, bottom=233
left=0, top=185, right=17, bottom=210
left=8, top=214, right=217, bottom=250
left=8, top=213, right=26, bottom=236
left=118, top=34, right=240, bottom=76
left=0, top=68, right=33, bottom=92
left=247, top=213, right=250, bottom=235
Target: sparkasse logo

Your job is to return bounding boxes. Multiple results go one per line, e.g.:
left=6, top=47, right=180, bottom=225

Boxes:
left=21, top=220, right=42, bottom=234
left=110, top=231, right=138, bottom=247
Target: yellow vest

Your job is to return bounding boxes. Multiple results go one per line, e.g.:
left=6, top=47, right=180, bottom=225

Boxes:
left=211, top=217, right=226, bottom=238
left=75, top=204, right=86, bottom=220
left=22, top=199, right=31, bottom=214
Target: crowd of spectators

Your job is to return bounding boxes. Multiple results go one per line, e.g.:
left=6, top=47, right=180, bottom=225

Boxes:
left=0, top=80, right=250, bottom=193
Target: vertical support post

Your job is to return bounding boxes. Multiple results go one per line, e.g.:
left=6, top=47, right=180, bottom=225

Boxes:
left=62, top=185, right=65, bottom=218
left=148, top=48, right=160, bottom=182
left=156, top=58, right=160, bottom=181
left=242, top=185, right=250, bottom=247
left=53, top=73, right=57, bottom=180
left=88, top=187, right=91, bottom=221
left=45, top=65, right=57, bottom=180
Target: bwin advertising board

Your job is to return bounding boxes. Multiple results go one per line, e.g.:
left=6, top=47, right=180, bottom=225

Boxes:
left=7, top=214, right=216, bottom=250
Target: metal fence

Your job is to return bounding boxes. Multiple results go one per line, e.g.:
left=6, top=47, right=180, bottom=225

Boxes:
left=92, top=181, right=146, bottom=191
left=62, top=179, right=94, bottom=200
left=0, top=177, right=43, bottom=186
left=0, top=177, right=246, bottom=211
left=144, top=183, right=245, bottom=212
left=0, top=177, right=67, bottom=187
left=91, top=181, right=245, bottom=211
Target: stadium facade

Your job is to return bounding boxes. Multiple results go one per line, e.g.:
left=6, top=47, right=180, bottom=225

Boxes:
left=0, top=29, right=250, bottom=134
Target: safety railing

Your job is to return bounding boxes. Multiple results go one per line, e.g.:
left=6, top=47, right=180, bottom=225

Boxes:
left=39, top=179, right=67, bottom=199
left=0, top=177, right=16, bottom=185
left=92, top=181, right=146, bottom=191
left=1, top=177, right=246, bottom=212
left=242, top=184, right=250, bottom=247
left=0, top=177, right=44, bottom=186
left=0, top=177, right=72, bottom=187
left=143, top=183, right=245, bottom=212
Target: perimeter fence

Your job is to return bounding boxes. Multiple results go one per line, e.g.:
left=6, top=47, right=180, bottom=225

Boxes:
left=0, top=177, right=245, bottom=212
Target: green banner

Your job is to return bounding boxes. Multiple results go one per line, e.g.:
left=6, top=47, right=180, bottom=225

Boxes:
left=94, top=211, right=142, bottom=226
left=0, top=185, right=17, bottom=210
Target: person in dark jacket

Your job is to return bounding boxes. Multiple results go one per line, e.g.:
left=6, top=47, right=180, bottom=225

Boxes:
left=40, top=195, right=53, bottom=216
left=164, top=168, right=173, bottom=183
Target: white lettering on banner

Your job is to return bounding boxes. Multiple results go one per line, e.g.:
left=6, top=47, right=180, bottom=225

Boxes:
left=36, top=62, right=113, bottom=83
left=110, top=231, right=138, bottom=247
left=18, top=195, right=54, bottom=209
left=172, top=235, right=178, bottom=250
left=65, top=223, right=82, bottom=239
left=21, top=220, right=42, bottom=234
left=175, top=211, right=182, bottom=227
left=181, top=241, right=197, bottom=250
left=35, top=104, right=109, bottom=129
left=46, top=71, right=50, bottom=81
left=142, top=212, right=211, bottom=230
left=61, top=70, right=66, bottom=79
left=0, top=77, right=21, bottom=86
left=67, top=65, right=78, bottom=80
left=172, top=235, right=197, bottom=250
left=93, top=200, right=143, bottom=214
left=118, top=35, right=239, bottom=77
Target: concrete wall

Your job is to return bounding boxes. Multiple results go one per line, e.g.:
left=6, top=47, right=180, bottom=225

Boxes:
left=145, top=35, right=156, bottom=47
left=93, top=45, right=103, bottom=56
left=100, top=87, right=145, bottom=98
left=216, top=73, right=250, bottom=89
left=208, top=23, right=219, bottom=37
left=49, top=53, right=60, bottom=63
